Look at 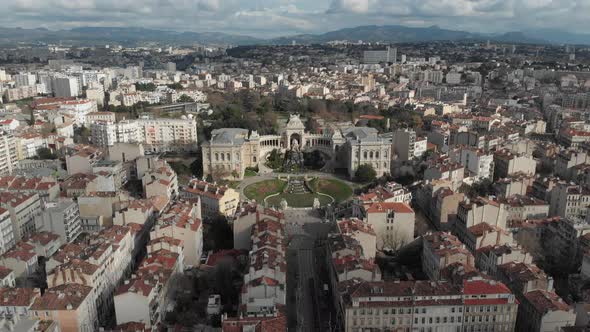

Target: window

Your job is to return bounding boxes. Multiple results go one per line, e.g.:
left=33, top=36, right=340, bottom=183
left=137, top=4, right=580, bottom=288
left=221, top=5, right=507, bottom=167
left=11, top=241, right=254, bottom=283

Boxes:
left=422, top=308, right=426, bottom=314
left=215, top=153, right=219, bottom=161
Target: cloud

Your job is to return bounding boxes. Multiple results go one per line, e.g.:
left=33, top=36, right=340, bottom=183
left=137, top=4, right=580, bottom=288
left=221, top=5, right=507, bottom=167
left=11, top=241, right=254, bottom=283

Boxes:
left=0, top=0, right=589, bottom=38
left=328, top=0, right=370, bottom=13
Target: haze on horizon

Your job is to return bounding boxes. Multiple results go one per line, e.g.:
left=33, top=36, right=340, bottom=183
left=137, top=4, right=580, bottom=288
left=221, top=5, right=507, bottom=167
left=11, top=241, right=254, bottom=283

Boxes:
left=2, top=0, right=588, bottom=38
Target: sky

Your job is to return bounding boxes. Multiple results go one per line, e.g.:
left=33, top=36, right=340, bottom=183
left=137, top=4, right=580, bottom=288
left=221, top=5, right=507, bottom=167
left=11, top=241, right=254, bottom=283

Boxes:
left=2, top=0, right=589, bottom=37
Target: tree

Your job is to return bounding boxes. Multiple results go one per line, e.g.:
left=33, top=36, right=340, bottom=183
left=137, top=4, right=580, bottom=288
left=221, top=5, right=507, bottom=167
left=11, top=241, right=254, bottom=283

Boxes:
left=266, top=149, right=283, bottom=170
left=355, top=164, right=377, bottom=183
left=379, top=229, right=408, bottom=252
left=167, top=82, right=183, bottom=90
left=76, top=125, right=91, bottom=144
left=304, top=150, right=325, bottom=170
left=134, top=82, right=156, bottom=92
left=177, top=94, right=194, bottom=103
left=36, top=147, right=56, bottom=160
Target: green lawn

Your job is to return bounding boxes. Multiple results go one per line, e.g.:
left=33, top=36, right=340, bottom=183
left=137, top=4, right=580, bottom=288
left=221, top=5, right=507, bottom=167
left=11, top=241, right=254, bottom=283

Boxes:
left=243, top=179, right=287, bottom=202
left=244, top=169, right=258, bottom=177
left=266, top=192, right=333, bottom=208
left=218, top=180, right=241, bottom=189
left=309, top=178, right=353, bottom=202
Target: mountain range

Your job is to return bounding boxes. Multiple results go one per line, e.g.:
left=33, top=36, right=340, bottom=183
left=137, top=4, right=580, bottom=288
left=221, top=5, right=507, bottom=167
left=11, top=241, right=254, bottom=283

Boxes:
left=0, top=25, right=588, bottom=47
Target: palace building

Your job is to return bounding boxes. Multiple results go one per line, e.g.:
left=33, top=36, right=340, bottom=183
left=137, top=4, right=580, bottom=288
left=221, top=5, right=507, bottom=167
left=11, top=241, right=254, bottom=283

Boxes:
left=202, top=114, right=392, bottom=180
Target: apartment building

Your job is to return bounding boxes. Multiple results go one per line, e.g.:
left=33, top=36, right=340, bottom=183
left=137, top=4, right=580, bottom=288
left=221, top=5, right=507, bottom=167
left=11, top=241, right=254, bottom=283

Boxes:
left=30, top=283, right=97, bottom=332
left=455, top=195, right=507, bottom=234
left=493, top=174, right=534, bottom=198
left=0, top=243, right=37, bottom=285
left=365, top=202, right=415, bottom=251
left=415, top=179, right=465, bottom=231
left=92, top=117, right=198, bottom=152
left=342, top=277, right=518, bottom=332
left=476, top=243, right=533, bottom=277
left=232, top=203, right=284, bottom=251
left=26, top=231, right=61, bottom=257
left=449, top=146, right=494, bottom=181
left=241, top=217, right=287, bottom=315
left=150, top=201, right=203, bottom=268
left=181, top=179, right=240, bottom=219
left=463, top=222, right=513, bottom=253
left=352, top=181, right=412, bottom=219
left=113, top=199, right=155, bottom=226
left=0, top=176, right=60, bottom=202
left=422, top=232, right=474, bottom=281
left=142, top=164, right=177, bottom=191
left=60, top=173, right=99, bottom=197
left=493, top=150, right=537, bottom=180
left=0, top=208, right=15, bottom=255
left=518, top=290, right=575, bottom=332
left=0, top=287, right=38, bottom=318
left=86, top=112, right=116, bottom=123
left=344, top=280, right=463, bottom=332
left=36, top=200, right=82, bottom=243
left=77, top=192, right=129, bottom=231
left=462, top=278, right=519, bottom=332
left=337, top=218, right=377, bottom=260
left=392, top=129, right=426, bottom=161
left=423, top=157, right=465, bottom=191
left=555, top=150, right=590, bottom=180
left=549, top=183, right=590, bottom=222
left=502, top=195, right=550, bottom=222
left=0, top=192, right=41, bottom=241
left=65, top=145, right=103, bottom=175
left=0, top=131, right=18, bottom=175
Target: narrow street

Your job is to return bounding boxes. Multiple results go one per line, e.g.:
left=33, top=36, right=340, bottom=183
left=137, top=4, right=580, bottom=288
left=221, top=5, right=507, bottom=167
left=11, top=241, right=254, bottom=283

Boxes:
left=284, top=209, right=331, bottom=332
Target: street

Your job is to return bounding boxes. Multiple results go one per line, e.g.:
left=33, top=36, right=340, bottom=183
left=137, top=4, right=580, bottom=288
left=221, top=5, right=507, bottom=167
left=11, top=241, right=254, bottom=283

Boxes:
left=284, top=209, right=332, bottom=332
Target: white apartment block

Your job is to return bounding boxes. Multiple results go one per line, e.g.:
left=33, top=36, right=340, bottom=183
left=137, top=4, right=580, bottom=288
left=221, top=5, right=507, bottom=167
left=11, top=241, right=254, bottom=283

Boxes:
left=449, top=147, right=494, bottom=181
left=90, top=117, right=197, bottom=152
left=52, top=76, right=80, bottom=97
left=36, top=200, right=82, bottom=243
left=365, top=202, right=415, bottom=251
left=0, top=207, right=15, bottom=255
left=14, top=73, right=36, bottom=87
left=0, top=131, right=18, bottom=175
left=0, top=192, right=42, bottom=241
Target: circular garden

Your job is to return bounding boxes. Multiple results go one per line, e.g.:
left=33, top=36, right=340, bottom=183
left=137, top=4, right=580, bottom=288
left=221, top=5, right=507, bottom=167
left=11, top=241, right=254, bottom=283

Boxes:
left=243, top=177, right=353, bottom=209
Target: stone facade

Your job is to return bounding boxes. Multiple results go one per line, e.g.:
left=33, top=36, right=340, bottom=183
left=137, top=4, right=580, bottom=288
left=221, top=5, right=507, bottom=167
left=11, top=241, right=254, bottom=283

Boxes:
left=202, top=114, right=392, bottom=180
